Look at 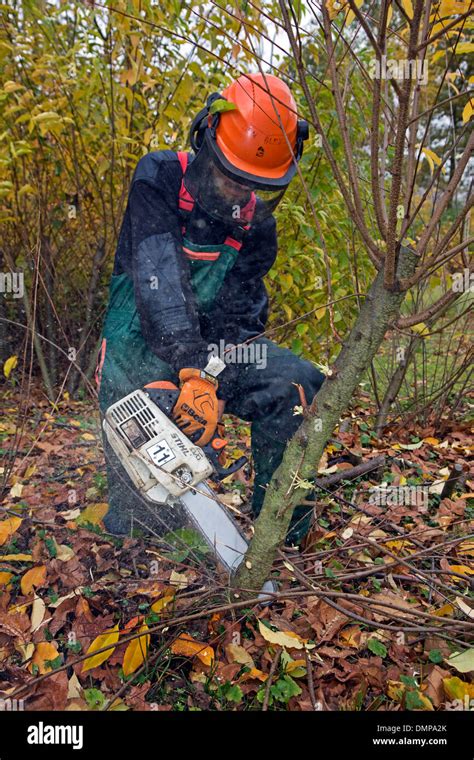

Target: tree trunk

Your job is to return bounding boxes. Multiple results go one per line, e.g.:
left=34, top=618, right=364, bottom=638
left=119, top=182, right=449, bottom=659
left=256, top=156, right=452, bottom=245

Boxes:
left=233, top=246, right=419, bottom=595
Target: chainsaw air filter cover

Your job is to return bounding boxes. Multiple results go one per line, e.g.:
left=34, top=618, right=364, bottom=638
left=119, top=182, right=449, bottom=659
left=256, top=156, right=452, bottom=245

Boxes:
left=103, top=390, right=213, bottom=502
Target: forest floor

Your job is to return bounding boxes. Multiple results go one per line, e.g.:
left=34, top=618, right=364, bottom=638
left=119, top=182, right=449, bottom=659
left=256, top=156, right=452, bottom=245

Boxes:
left=0, top=385, right=473, bottom=712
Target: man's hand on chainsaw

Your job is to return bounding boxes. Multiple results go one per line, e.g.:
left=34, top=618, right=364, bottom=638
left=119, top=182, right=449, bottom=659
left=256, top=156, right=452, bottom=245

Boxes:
left=172, top=367, right=219, bottom=447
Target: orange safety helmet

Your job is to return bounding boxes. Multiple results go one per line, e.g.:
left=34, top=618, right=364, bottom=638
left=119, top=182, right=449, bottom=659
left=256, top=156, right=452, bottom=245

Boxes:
left=186, top=73, right=308, bottom=224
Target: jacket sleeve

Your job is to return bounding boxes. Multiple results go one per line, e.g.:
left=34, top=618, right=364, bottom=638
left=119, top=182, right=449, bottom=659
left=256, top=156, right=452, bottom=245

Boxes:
left=126, top=173, right=239, bottom=386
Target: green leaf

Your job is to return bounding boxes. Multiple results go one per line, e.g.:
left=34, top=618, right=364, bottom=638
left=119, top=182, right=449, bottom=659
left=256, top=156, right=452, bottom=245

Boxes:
left=224, top=684, right=243, bottom=703
left=84, top=688, right=106, bottom=710
left=271, top=675, right=302, bottom=703
left=367, top=638, right=387, bottom=658
left=428, top=649, right=443, bottom=664
left=405, top=689, right=428, bottom=710
left=209, top=99, right=237, bottom=115
left=400, top=674, right=418, bottom=688
left=446, top=649, right=474, bottom=674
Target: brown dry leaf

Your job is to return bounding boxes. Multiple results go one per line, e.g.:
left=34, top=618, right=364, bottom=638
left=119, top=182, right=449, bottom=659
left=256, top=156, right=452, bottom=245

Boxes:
left=226, top=643, right=254, bottom=667
left=370, top=592, right=418, bottom=621
left=29, top=641, right=60, bottom=675
left=122, top=624, right=150, bottom=676
left=171, top=633, right=214, bottom=666
left=67, top=672, right=82, bottom=700
left=55, top=543, right=75, bottom=562
left=27, top=671, right=68, bottom=711
left=339, top=625, right=362, bottom=649
left=21, top=565, right=47, bottom=595
left=423, top=666, right=451, bottom=708
left=30, top=595, right=46, bottom=633
left=0, top=517, right=22, bottom=546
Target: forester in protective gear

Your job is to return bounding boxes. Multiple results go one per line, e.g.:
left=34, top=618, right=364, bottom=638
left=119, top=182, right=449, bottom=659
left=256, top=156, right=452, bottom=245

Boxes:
left=96, top=72, right=324, bottom=544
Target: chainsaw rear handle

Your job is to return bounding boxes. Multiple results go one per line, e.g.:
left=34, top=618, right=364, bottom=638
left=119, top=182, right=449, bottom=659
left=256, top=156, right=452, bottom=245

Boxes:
left=143, top=383, right=247, bottom=481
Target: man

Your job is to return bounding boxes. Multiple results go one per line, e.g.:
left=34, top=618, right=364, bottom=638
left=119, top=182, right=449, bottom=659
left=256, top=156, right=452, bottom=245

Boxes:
left=96, top=72, right=324, bottom=544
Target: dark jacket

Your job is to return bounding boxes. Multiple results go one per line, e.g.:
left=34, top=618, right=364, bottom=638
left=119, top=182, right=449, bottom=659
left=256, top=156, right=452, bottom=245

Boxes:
left=112, top=150, right=278, bottom=396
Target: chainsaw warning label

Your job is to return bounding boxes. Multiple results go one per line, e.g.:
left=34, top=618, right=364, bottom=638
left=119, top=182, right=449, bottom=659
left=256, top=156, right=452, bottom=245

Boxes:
left=146, top=439, right=176, bottom=467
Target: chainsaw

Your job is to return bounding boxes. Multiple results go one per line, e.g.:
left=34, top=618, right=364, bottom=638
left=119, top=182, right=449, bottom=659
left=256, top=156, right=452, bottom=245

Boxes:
left=102, top=374, right=276, bottom=597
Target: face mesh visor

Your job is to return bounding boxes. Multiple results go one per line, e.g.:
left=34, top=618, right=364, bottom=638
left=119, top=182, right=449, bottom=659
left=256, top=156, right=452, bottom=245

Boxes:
left=185, top=142, right=287, bottom=226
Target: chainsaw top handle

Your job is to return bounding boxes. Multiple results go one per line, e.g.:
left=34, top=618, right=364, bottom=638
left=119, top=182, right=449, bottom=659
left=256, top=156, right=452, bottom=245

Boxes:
left=143, top=382, right=248, bottom=481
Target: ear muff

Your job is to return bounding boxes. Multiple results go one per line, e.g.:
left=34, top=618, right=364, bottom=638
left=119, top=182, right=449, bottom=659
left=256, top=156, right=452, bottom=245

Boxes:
left=295, top=119, right=309, bottom=161
left=189, top=93, right=224, bottom=152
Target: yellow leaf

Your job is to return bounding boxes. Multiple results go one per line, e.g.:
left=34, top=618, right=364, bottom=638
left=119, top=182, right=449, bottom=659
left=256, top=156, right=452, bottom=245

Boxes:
left=9, top=482, right=23, bottom=498
left=0, top=516, right=22, bottom=546
left=443, top=676, right=474, bottom=702
left=239, top=667, right=268, bottom=682
left=462, top=99, right=474, bottom=124
left=76, top=502, right=108, bottom=527
left=438, top=0, right=472, bottom=16
left=386, top=4, right=393, bottom=25
left=0, top=553, right=32, bottom=561
left=401, top=0, right=414, bottom=18
left=21, top=565, right=47, bottom=595
left=31, top=111, right=62, bottom=123
left=432, top=602, right=454, bottom=617
left=411, top=322, right=429, bottom=335
left=387, top=680, right=406, bottom=701
left=29, top=642, right=59, bottom=675
left=423, top=437, right=440, bottom=445
left=3, top=355, right=18, bottom=378
left=284, top=658, right=306, bottom=673
left=169, top=570, right=189, bottom=589
left=257, top=620, right=314, bottom=650
left=122, top=624, right=150, bottom=676
left=81, top=432, right=95, bottom=441
left=345, top=0, right=363, bottom=25
left=453, top=42, right=474, bottom=54
left=150, top=591, right=175, bottom=614
left=82, top=624, right=120, bottom=672
left=457, top=539, right=474, bottom=557
left=449, top=564, right=474, bottom=579
left=0, top=571, right=13, bottom=586
left=24, top=464, right=37, bottom=479
left=170, top=633, right=214, bottom=666
left=421, top=147, right=442, bottom=174
left=4, top=81, right=24, bottom=92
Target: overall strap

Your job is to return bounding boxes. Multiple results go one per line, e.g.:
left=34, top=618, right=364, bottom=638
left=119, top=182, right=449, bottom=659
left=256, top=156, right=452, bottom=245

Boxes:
left=177, top=151, right=194, bottom=212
